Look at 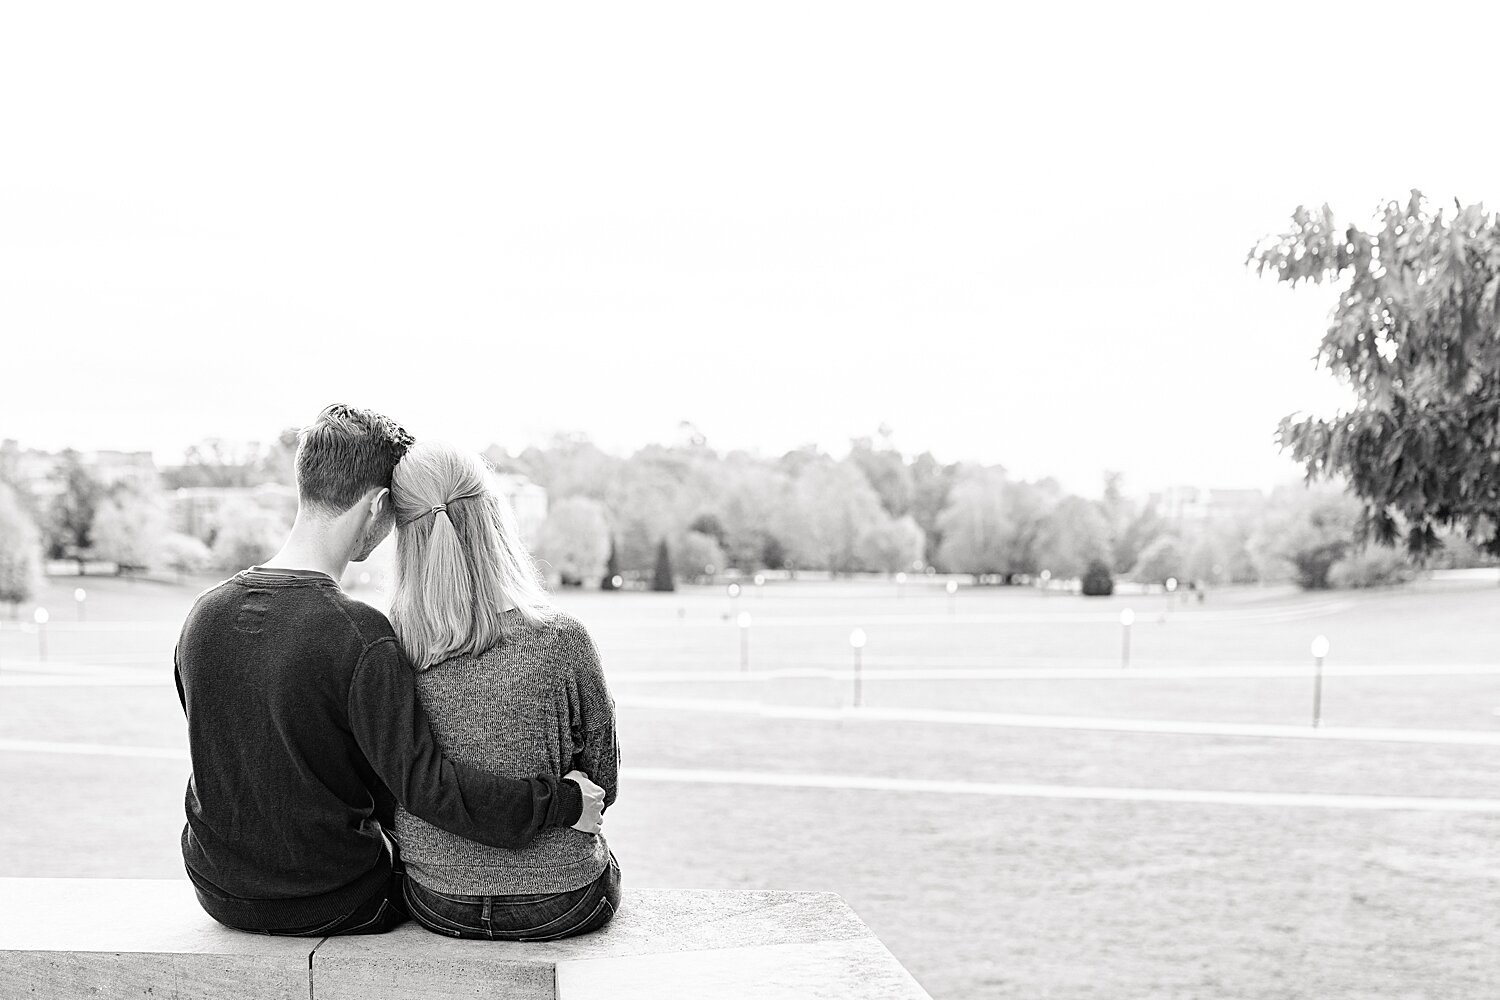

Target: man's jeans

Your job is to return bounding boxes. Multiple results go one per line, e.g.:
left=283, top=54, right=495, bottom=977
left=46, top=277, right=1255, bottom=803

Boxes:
left=236, top=836, right=409, bottom=937
left=403, top=852, right=621, bottom=941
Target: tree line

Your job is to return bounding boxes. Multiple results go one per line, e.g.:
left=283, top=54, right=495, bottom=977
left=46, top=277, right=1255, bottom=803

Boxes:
left=1, top=428, right=1489, bottom=611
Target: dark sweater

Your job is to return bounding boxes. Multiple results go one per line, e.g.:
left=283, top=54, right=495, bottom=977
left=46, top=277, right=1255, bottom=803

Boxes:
left=174, top=566, right=583, bottom=931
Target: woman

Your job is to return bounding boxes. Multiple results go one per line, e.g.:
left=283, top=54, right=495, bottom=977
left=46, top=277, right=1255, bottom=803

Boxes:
left=387, top=440, right=620, bottom=940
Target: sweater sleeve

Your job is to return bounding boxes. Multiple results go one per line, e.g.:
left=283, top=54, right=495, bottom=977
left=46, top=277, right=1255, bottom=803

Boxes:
left=348, top=636, right=583, bottom=848
left=568, top=623, right=619, bottom=809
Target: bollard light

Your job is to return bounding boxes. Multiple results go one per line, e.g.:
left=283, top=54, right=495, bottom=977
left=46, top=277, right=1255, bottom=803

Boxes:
left=611, top=574, right=623, bottom=589
left=754, top=573, right=765, bottom=587
left=728, top=583, right=741, bottom=599
left=849, top=628, right=867, bottom=707
left=74, top=588, right=87, bottom=622
left=1166, top=577, right=1178, bottom=592
left=945, top=580, right=958, bottom=595
left=895, top=571, right=907, bottom=584
left=1310, top=634, right=1329, bottom=727
left=737, top=612, right=752, bottom=672
left=1119, top=608, right=1135, bottom=627
left=358, top=572, right=371, bottom=587
left=33, top=607, right=49, bottom=662
left=1119, top=607, right=1134, bottom=668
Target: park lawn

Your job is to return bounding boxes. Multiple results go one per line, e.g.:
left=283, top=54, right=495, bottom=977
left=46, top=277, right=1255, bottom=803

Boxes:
left=3, top=573, right=1500, bottom=998
left=2, top=744, right=1497, bottom=1000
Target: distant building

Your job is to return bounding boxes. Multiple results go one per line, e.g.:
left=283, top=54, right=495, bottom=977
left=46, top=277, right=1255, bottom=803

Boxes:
left=1149, top=485, right=1265, bottom=526
left=490, top=471, right=548, bottom=544
left=0, top=440, right=158, bottom=503
left=169, top=484, right=297, bottom=542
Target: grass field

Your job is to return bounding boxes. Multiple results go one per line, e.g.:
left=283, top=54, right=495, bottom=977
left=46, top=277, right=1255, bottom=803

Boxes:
left=2, top=571, right=1499, bottom=999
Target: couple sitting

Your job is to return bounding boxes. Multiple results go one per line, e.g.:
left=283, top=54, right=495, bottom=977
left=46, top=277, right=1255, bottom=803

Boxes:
left=174, top=404, right=619, bottom=939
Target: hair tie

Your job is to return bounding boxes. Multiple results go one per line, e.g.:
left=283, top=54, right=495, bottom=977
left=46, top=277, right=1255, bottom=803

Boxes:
left=397, top=488, right=487, bottom=527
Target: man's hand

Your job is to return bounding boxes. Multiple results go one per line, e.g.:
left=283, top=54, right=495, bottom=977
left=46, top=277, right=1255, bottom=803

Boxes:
left=564, top=770, right=605, bottom=834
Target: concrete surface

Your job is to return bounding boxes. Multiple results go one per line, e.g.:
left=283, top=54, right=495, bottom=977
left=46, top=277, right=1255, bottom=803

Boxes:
left=1, top=878, right=931, bottom=999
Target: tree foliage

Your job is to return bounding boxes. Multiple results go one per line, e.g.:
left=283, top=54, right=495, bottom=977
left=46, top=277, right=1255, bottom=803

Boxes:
left=0, top=483, right=44, bottom=606
left=536, top=496, right=612, bottom=587
left=856, top=515, right=926, bottom=574
left=1250, top=192, right=1500, bottom=556
left=935, top=466, right=1013, bottom=578
left=652, top=538, right=675, bottom=592
left=92, top=487, right=168, bottom=572
left=47, top=450, right=103, bottom=563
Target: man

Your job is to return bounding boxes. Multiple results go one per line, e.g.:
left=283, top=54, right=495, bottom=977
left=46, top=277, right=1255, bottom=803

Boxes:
left=175, top=404, right=606, bottom=935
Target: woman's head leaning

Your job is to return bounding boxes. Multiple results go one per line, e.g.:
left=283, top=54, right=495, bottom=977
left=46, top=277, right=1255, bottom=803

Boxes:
left=388, top=441, right=555, bottom=669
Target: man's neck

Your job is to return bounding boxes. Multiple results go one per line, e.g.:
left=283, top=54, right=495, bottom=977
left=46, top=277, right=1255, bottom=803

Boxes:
left=261, top=514, right=355, bottom=582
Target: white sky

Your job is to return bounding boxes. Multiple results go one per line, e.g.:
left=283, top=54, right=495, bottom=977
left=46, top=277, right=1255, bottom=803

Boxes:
left=2, top=1, right=1494, bottom=496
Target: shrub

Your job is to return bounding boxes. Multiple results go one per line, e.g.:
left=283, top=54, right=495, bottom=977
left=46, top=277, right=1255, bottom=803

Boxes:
left=1080, top=558, right=1114, bottom=596
left=652, top=539, right=675, bottom=592
left=1328, top=546, right=1415, bottom=589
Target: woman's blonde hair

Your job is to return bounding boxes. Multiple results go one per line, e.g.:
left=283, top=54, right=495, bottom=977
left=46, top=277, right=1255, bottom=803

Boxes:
left=388, top=441, right=556, bottom=669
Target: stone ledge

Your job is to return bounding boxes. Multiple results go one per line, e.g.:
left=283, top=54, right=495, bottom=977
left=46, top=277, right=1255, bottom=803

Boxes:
left=0, top=878, right=931, bottom=999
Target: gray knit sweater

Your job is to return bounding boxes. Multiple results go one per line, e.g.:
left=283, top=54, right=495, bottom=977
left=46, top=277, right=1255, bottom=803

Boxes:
left=393, top=609, right=618, bottom=895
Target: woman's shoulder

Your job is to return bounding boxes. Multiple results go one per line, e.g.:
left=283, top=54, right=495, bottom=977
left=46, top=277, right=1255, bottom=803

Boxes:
left=468, top=609, right=596, bottom=664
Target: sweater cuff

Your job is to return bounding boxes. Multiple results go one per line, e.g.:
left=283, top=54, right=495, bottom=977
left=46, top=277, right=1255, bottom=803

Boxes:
left=554, top=776, right=583, bottom=828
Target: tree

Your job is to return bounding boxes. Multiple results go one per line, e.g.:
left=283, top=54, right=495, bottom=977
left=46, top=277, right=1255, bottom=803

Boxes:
left=1033, top=496, right=1113, bottom=580
left=848, top=437, right=915, bottom=517
left=674, top=530, right=725, bottom=584
left=161, top=532, right=212, bottom=580
left=1250, top=192, right=1500, bottom=557
left=91, top=487, right=168, bottom=573
left=781, top=459, right=887, bottom=575
left=1249, top=487, right=1361, bottom=590
left=688, top=513, right=727, bottom=551
left=1131, top=536, right=1184, bottom=586
left=47, top=450, right=103, bottom=570
left=535, top=497, right=612, bottom=587
left=0, top=483, right=44, bottom=610
left=209, top=500, right=290, bottom=572
left=652, top=538, right=675, bottom=592
left=1113, top=500, right=1166, bottom=577
left=856, top=515, right=926, bottom=574
left=910, top=451, right=958, bottom=568
left=600, top=538, right=622, bottom=589
left=934, top=466, right=1012, bottom=578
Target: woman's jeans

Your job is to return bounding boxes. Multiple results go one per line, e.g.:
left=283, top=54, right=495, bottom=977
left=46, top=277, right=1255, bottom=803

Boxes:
left=404, top=853, right=622, bottom=941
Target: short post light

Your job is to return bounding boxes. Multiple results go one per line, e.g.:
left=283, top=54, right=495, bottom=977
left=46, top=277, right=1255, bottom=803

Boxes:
left=895, top=571, right=907, bottom=599
left=945, top=579, right=958, bottom=615
left=753, top=572, right=766, bottom=598
left=611, top=574, right=624, bottom=590
left=1119, top=607, right=1135, bottom=669
left=1310, top=634, right=1330, bottom=728
left=727, top=582, right=741, bottom=618
left=1165, top=576, right=1178, bottom=613
left=849, top=627, right=867, bottom=707
left=73, top=588, right=87, bottom=623
left=738, top=612, right=752, bottom=672
left=33, top=607, right=49, bottom=662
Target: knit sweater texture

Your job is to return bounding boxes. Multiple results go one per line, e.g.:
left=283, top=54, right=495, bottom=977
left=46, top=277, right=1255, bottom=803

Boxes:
left=394, top=609, right=619, bottom=895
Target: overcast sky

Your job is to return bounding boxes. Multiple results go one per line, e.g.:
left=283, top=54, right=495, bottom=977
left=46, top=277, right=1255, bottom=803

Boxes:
left=2, top=2, right=1492, bottom=496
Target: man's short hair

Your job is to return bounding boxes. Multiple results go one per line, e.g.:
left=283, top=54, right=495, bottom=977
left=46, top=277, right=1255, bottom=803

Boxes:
left=295, top=404, right=414, bottom=514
